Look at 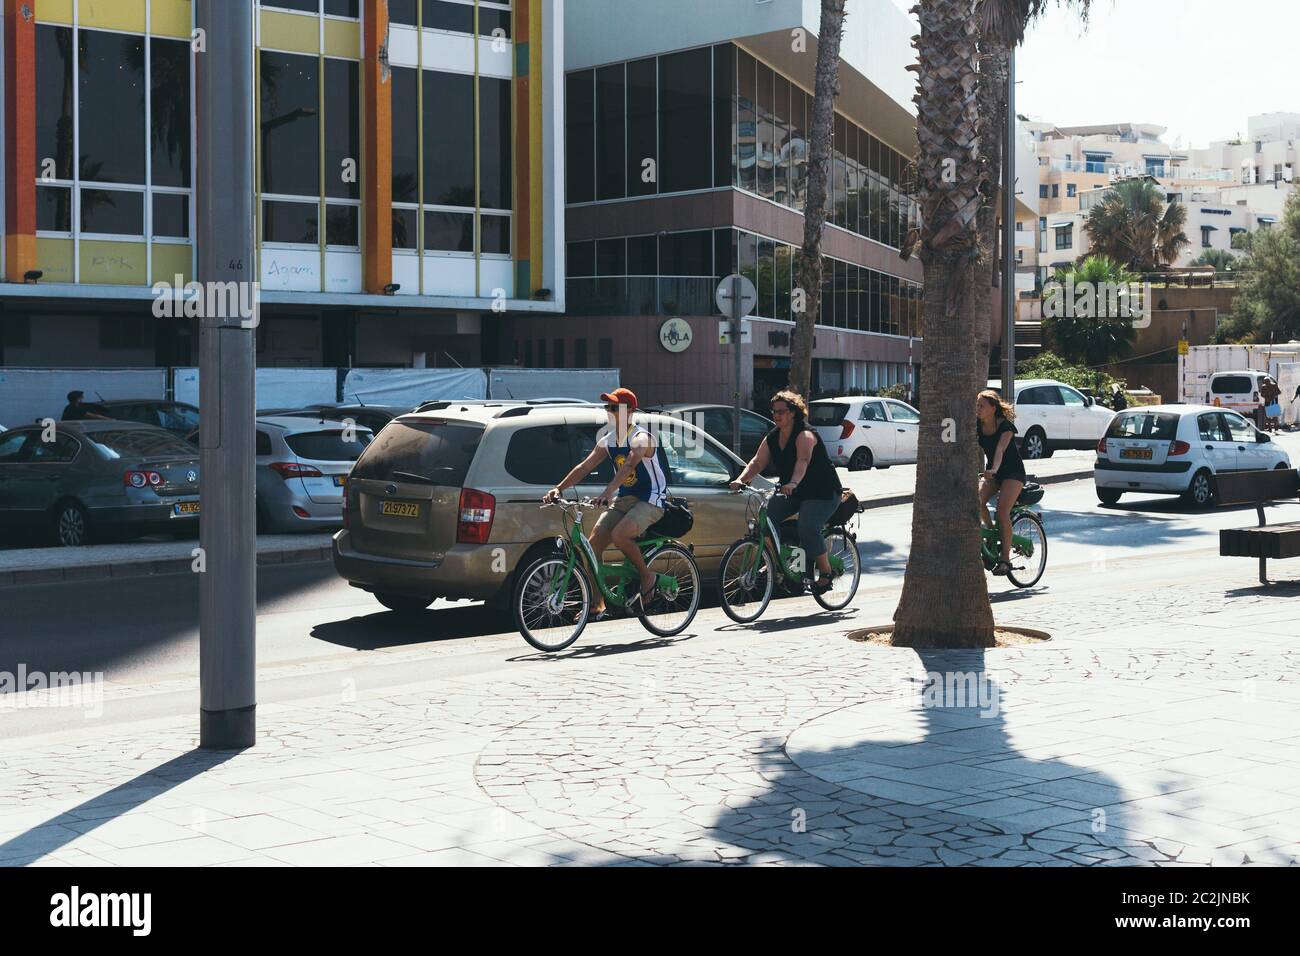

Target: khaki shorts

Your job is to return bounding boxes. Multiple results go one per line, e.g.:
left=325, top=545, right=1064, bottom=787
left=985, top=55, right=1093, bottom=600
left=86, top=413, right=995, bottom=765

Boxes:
left=593, top=496, right=664, bottom=537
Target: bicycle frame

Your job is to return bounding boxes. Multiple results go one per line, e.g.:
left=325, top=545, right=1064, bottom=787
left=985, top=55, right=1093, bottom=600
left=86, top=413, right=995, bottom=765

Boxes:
left=739, top=491, right=847, bottom=583
left=545, top=500, right=677, bottom=608
left=980, top=504, right=1039, bottom=564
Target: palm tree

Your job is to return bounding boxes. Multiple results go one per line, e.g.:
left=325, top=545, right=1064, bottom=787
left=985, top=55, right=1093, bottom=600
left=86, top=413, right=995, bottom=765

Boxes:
left=1189, top=248, right=1237, bottom=272
left=890, top=0, right=994, bottom=648
left=1084, top=178, right=1189, bottom=271
left=789, top=0, right=848, bottom=400
left=1043, top=255, right=1139, bottom=371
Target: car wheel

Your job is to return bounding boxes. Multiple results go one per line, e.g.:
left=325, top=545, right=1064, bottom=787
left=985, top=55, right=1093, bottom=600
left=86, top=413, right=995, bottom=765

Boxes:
left=374, top=592, right=434, bottom=615
left=848, top=447, right=873, bottom=471
left=51, top=501, right=91, bottom=547
left=1096, top=488, right=1123, bottom=506
left=1021, top=428, right=1051, bottom=460
left=1183, top=469, right=1215, bottom=508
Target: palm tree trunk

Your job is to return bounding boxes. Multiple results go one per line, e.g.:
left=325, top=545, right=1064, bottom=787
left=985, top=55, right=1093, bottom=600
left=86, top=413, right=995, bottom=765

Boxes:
left=973, top=46, right=1007, bottom=405
left=892, top=0, right=996, bottom=648
left=789, top=0, right=847, bottom=400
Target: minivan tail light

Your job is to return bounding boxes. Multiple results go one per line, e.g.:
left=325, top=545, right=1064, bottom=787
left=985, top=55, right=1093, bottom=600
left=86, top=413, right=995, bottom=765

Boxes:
left=1168, top=440, right=1191, bottom=456
left=840, top=421, right=855, bottom=440
left=271, top=462, right=323, bottom=480
left=457, top=488, right=495, bottom=544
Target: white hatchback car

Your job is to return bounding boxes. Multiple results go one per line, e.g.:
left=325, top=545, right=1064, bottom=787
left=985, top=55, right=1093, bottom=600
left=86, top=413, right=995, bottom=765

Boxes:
left=809, top=396, right=920, bottom=470
left=988, top=378, right=1116, bottom=460
left=1094, top=404, right=1292, bottom=507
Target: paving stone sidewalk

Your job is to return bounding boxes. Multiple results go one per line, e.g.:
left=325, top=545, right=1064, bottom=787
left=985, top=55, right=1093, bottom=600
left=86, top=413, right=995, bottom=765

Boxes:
left=1, top=566, right=1298, bottom=867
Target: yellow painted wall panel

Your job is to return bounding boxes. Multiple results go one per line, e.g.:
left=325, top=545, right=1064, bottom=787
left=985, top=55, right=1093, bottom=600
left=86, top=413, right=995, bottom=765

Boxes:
left=80, top=240, right=148, bottom=285
left=79, top=0, right=146, bottom=33
left=150, top=243, right=193, bottom=286
left=323, top=18, right=359, bottom=59
left=151, top=0, right=193, bottom=38
left=259, top=10, right=319, bottom=55
left=36, top=239, right=75, bottom=284
left=36, top=0, right=74, bottom=25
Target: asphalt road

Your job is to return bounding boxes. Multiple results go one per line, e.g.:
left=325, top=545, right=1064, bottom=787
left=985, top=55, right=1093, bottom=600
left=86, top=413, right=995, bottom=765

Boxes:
left=4, top=473, right=1293, bottom=741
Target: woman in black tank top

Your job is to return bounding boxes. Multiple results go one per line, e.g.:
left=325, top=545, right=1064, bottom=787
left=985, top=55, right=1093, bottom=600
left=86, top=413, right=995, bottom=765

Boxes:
left=731, top=390, right=843, bottom=592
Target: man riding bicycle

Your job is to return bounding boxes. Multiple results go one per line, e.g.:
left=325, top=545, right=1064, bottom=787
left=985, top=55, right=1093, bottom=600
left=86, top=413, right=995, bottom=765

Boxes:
left=542, top=388, right=668, bottom=615
left=729, top=389, right=843, bottom=594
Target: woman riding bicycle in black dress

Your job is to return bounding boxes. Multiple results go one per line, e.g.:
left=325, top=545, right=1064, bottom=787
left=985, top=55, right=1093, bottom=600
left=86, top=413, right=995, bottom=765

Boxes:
left=976, top=388, right=1026, bottom=576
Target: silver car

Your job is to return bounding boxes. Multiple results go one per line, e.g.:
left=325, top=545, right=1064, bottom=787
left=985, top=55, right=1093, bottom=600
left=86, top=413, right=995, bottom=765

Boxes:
left=254, top=416, right=374, bottom=533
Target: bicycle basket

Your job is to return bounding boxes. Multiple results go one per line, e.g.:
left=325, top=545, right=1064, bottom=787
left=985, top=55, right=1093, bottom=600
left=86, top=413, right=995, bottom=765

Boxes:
left=828, top=489, right=861, bottom=527
left=646, top=496, right=693, bottom=538
left=1017, top=482, right=1044, bottom=506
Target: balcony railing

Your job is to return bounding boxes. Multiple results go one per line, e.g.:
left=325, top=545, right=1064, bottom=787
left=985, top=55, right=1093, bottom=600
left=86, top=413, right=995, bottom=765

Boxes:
left=1040, top=157, right=1235, bottom=182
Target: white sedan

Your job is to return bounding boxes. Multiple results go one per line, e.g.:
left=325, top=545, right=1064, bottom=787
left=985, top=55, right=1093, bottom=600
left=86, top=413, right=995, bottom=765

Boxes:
left=1095, top=404, right=1292, bottom=507
left=810, top=396, right=920, bottom=469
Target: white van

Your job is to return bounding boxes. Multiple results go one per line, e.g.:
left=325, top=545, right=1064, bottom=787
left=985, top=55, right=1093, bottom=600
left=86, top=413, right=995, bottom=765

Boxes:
left=1205, top=370, right=1269, bottom=422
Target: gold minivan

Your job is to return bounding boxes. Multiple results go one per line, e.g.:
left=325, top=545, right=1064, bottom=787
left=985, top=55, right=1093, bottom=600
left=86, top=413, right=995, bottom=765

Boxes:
left=332, top=402, right=765, bottom=614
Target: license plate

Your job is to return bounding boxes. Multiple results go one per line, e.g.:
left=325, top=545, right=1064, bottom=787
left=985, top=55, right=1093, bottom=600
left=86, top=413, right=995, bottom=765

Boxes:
left=174, top=501, right=200, bottom=515
left=334, top=475, right=347, bottom=487
left=1120, top=447, right=1153, bottom=460
left=379, top=501, right=420, bottom=518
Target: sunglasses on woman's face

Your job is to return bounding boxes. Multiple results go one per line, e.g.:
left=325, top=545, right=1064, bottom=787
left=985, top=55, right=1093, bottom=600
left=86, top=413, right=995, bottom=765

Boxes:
left=770, top=406, right=790, bottom=416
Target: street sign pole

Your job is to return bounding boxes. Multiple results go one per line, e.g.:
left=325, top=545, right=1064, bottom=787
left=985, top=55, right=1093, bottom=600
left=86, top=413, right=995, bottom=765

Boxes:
left=732, top=275, right=743, bottom=454
left=197, top=0, right=257, bottom=749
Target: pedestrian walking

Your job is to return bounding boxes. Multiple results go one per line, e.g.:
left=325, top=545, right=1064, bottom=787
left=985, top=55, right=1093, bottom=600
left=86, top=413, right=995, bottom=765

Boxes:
left=1260, top=376, right=1282, bottom=433
left=1110, top=384, right=1128, bottom=412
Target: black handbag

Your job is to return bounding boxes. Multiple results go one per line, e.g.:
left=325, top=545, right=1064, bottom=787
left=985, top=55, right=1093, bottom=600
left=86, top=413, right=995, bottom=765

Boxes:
left=646, top=496, right=693, bottom=538
left=828, top=489, right=861, bottom=527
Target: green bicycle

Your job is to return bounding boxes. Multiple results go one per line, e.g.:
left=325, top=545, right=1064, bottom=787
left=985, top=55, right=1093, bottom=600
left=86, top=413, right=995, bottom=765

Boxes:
left=717, top=486, right=861, bottom=624
left=980, top=480, right=1048, bottom=588
left=513, top=495, right=702, bottom=652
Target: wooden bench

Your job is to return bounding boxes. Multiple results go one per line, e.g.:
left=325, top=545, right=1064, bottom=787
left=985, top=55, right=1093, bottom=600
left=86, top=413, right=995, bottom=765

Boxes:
left=1217, top=469, right=1300, bottom=585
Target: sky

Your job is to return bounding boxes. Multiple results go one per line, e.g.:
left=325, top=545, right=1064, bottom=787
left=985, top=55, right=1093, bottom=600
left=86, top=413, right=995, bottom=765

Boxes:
left=884, top=0, right=1299, bottom=149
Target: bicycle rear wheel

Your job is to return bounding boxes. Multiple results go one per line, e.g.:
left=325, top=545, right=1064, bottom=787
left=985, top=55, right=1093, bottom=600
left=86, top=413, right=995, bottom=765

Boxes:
left=1007, top=512, right=1047, bottom=588
left=813, top=528, right=861, bottom=611
left=514, top=555, right=591, bottom=652
left=718, top=538, right=775, bottom=624
left=637, top=542, right=702, bottom=637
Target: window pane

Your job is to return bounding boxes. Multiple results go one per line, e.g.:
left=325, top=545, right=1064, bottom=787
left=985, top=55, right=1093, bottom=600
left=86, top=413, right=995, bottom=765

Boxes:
left=263, top=200, right=318, bottom=244
left=774, top=74, right=790, bottom=205
left=35, top=26, right=74, bottom=180
left=148, top=38, right=192, bottom=188
left=81, top=189, right=144, bottom=236
left=833, top=114, right=847, bottom=228
left=660, top=230, right=712, bottom=276
left=757, top=238, right=774, bottom=319
left=736, top=50, right=756, bottom=193
left=392, top=207, right=418, bottom=249
left=479, top=76, right=512, bottom=209
left=324, top=59, right=360, bottom=199
left=391, top=67, right=419, bottom=203
left=776, top=243, right=792, bottom=322
left=423, top=0, right=473, bottom=33
left=389, top=0, right=417, bottom=25
left=627, top=58, right=657, bottom=198
left=658, top=48, right=713, bottom=193
left=713, top=228, right=735, bottom=280
left=80, top=30, right=146, bottom=184
left=567, top=240, right=595, bottom=277
left=267, top=0, right=319, bottom=12
left=260, top=51, right=319, bottom=197
left=738, top=230, right=757, bottom=294
left=565, top=71, right=594, bottom=204
left=837, top=260, right=850, bottom=328
left=478, top=7, right=512, bottom=39
left=424, top=210, right=473, bottom=252
left=595, top=63, right=625, bottom=201
left=713, top=44, right=734, bottom=189
left=481, top=214, right=511, bottom=255
left=325, top=0, right=359, bottom=16
left=756, top=62, right=773, bottom=201
left=153, top=193, right=190, bottom=238
left=326, top=204, right=358, bottom=246
left=37, top=186, right=72, bottom=232
left=596, top=238, right=626, bottom=276
left=424, top=71, right=475, bottom=207
left=627, top=235, right=656, bottom=275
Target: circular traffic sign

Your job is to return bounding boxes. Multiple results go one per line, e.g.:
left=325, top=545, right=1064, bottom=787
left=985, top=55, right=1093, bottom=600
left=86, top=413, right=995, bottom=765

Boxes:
left=716, top=274, right=758, bottom=318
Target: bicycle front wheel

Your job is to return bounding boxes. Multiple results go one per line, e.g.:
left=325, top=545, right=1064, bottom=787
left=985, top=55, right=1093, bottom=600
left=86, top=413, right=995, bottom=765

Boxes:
left=1007, top=512, right=1047, bottom=588
left=814, top=529, right=861, bottom=611
left=718, top=538, right=775, bottom=624
left=514, top=555, right=591, bottom=652
left=637, top=543, right=702, bottom=637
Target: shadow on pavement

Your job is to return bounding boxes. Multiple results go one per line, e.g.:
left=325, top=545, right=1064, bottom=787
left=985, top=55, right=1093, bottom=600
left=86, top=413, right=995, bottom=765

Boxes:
left=311, top=603, right=508, bottom=650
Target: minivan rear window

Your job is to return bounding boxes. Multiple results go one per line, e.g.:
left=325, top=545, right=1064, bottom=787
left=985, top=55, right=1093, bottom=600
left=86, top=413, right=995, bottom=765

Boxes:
left=1106, top=411, right=1179, bottom=440
left=286, top=430, right=373, bottom=462
left=350, top=420, right=483, bottom=486
left=809, top=403, right=848, bottom=426
left=1211, top=375, right=1253, bottom=394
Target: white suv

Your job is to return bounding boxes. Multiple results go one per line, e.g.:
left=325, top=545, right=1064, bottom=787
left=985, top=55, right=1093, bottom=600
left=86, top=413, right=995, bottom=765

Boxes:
left=1095, top=404, right=1292, bottom=507
left=809, top=396, right=920, bottom=469
left=988, top=378, right=1115, bottom=460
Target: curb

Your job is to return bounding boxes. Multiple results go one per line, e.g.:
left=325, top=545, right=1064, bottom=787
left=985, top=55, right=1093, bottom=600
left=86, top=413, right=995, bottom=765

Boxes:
left=0, top=545, right=333, bottom=589
left=858, top=469, right=1093, bottom=511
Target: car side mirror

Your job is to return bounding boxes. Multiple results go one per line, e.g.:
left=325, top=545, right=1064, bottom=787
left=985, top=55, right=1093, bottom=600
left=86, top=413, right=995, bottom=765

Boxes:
left=1084, top=395, right=1093, bottom=407
left=1257, top=431, right=1271, bottom=443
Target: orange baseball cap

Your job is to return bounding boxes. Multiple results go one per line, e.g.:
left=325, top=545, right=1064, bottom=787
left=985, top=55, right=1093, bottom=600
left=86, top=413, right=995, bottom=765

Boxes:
left=600, top=387, right=638, bottom=410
